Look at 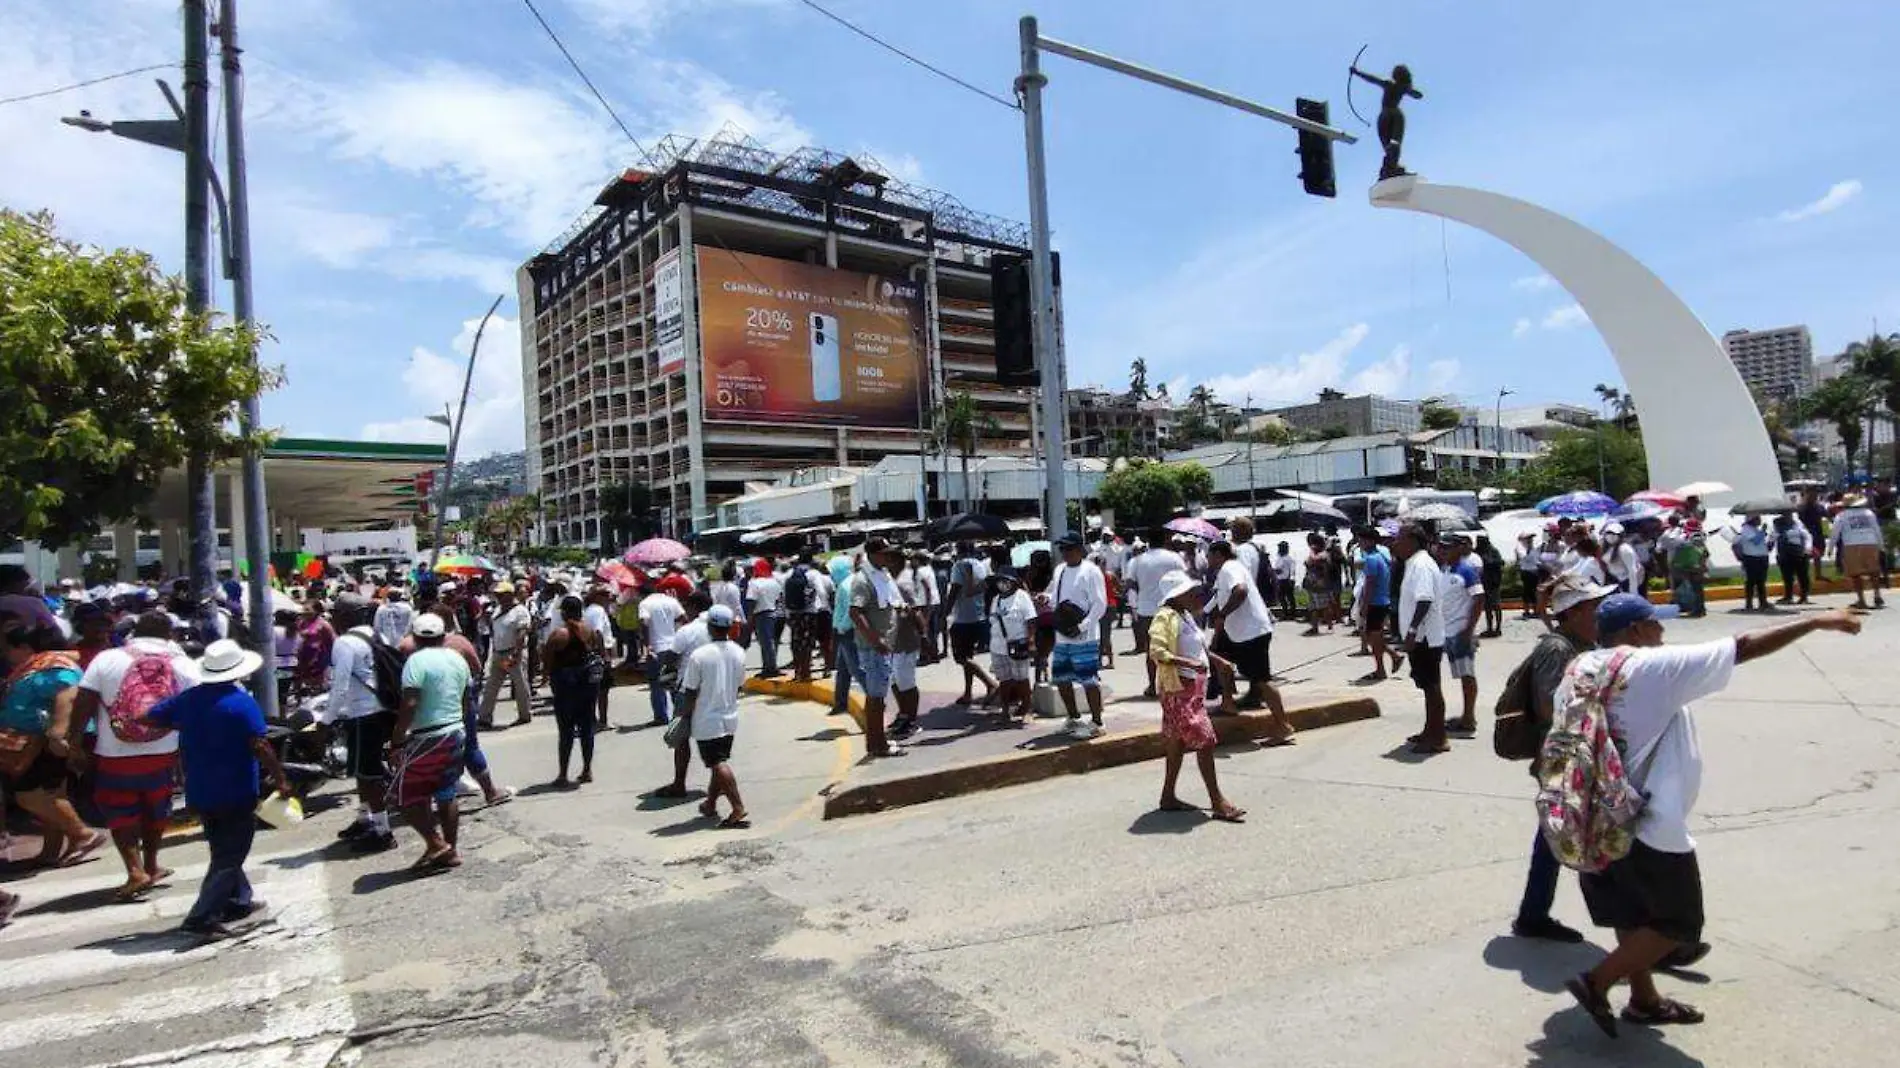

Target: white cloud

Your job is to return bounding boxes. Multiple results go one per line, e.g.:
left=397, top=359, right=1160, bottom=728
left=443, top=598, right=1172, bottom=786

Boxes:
left=858, top=148, right=925, bottom=184
left=1541, top=303, right=1590, bottom=331
left=1200, top=324, right=1423, bottom=407
left=1777, top=179, right=1862, bottom=222
left=361, top=313, right=525, bottom=458
left=1423, top=359, right=1462, bottom=394
left=1512, top=273, right=1556, bottom=292
left=269, top=201, right=398, bottom=268
left=567, top=0, right=785, bottom=37
left=1512, top=318, right=1533, bottom=340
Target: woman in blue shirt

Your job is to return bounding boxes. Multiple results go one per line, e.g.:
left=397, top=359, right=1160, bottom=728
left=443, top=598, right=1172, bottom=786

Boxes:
left=1729, top=514, right=1773, bottom=612
left=1, top=623, right=107, bottom=868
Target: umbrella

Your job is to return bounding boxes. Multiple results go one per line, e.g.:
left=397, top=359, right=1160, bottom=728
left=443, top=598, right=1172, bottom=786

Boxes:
left=1675, top=480, right=1732, bottom=498
left=1296, top=502, right=1353, bottom=527
left=433, top=552, right=495, bottom=575
left=1537, top=491, right=1618, bottom=518
left=1164, top=516, right=1221, bottom=541
left=1611, top=500, right=1668, bottom=523
left=1401, top=502, right=1475, bottom=525
left=1376, top=518, right=1401, bottom=538
left=1727, top=496, right=1796, bottom=515
left=925, top=512, right=1010, bottom=545
left=623, top=538, right=690, bottom=566
left=1628, top=489, right=1686, bottom=508
left=595, top=560, right=641, bottom=590
left=1011, top=540, right=1052, bottom=567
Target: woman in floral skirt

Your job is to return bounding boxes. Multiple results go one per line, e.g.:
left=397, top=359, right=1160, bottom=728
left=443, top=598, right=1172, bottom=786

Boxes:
left=1147, top=571, right=1246, bottom=823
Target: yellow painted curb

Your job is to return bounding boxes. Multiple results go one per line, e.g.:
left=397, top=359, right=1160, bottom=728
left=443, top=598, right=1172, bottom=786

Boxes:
left=744, top=675, right=866, bottom=730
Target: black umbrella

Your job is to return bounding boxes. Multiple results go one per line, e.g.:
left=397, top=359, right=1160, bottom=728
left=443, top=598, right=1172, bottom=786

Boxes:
left=926, top=512, right=1011, bottom=545
left=1728, top=496, right=1797, bottom=515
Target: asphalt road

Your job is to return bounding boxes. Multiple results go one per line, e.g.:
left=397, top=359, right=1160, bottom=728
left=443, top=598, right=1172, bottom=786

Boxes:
left=2, top=594, right=1895, bottom=1067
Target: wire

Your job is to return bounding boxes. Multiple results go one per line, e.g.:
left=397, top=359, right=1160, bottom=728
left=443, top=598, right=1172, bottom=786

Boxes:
left=793, top=0, right=1019, bottom=111
left=0, top=63, right=176, bottom=107
left=520, top=0, right=657, bottom=167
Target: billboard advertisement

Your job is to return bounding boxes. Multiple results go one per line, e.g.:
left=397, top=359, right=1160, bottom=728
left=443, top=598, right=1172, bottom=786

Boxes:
left=696, top=248, right=924, bottom=428
left=653, top=249, right=685, bottom=376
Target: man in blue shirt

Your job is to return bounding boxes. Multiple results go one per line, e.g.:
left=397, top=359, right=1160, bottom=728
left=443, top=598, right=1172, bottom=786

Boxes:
left=1353, top=528, right=1402, bottom=683
left=146, top=640, right=288, bottom=940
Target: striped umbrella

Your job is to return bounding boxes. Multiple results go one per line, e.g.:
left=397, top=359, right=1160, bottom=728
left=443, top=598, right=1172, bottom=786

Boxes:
left=433, top=552, right=496, bottom=575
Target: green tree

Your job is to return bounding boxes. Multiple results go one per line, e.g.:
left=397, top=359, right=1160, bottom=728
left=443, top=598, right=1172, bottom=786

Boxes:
left=1594, top=382, right=1636, bottom=430
left=1187, top=384, right=1216, bottom=422
left=1798, top=373, right=1878, bottom=475
left=597, top=481, right=655, bottom=551
left=1846, top=332, right=1900, bottom=475
left=1, top=210, right=278, bottom=546
left=1312, top=422, right=1351, bottom=441
left=1247, top=420, right=1294, bottom=445
left=1419, top=396, right=1463, bottom=430
left=1128, top=358, right=1149, bottom=400
left=1508, top=425, right=1649, bottom=502
left=1097, top=460, right=1212, bottom=530
left=936, top=391, right=998, bottom=510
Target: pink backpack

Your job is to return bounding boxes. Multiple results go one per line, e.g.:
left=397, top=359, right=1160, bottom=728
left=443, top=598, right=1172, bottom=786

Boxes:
left=107, top=651, right=181, bottom=744
left=1534, top=649, right=1654, bottom=872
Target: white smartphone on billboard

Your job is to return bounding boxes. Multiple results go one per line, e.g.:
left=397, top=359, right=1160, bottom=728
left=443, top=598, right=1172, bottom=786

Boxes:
left=809, top=313, right=842, bottom=402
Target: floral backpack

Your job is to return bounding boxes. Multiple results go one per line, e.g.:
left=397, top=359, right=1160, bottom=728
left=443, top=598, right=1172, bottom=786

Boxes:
left=106, top=651, right=182, bottom=745
left=1533, top=649, right=1658, bottom=872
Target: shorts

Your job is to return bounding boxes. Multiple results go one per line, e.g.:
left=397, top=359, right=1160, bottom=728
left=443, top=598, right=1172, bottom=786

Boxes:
left=389, top=727, right=466, bottom=808
left=1483, top=586, right=1502, bottom=610
left=950, top=622, right=987, bottom=660
left=342, top=711, right=396, bottom=782
left=857, top=643, right=894, bottom=696
left=93, top=752, right=177, bottom=830
left=1408, top=644, right=1444, bottom=691
left=1444, top=633, right=1477, bottom=678
left=991, top=653, right=1032, bottom=683
left=1363, top=604, right=1390, bottom=629
left=1844, top=544, right=1882, bottom=578
left=1579, top=841, right=1704, bottom=944
left=1223, top=633, right=1270, bottom=682
left=697, top=734, right=735, bottom=768
left=7, top=748, right=70, bottom=794
left=1051, top=642, right=1101, bottom=688
left=1132, top=614, right=1154, bottom=650
left=891, top=651, right=919, bottom=692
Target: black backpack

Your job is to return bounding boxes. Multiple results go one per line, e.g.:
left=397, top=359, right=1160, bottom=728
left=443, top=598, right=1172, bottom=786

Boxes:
left=784, top=567, right=814, bottom=613
left=345, top=631, right=408, bottom=711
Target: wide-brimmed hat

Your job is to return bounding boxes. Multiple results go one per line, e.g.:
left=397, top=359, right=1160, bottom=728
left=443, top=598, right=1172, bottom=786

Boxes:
left=1158, top=571, right=1200, bottom=605
left=198, top=639, right=263, bottom=684
left=1547, top=574, right=1616, bottom=617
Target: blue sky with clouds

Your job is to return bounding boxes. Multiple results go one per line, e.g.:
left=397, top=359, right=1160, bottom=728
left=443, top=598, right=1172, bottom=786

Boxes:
left=5, top=1, right=1894, bottom=458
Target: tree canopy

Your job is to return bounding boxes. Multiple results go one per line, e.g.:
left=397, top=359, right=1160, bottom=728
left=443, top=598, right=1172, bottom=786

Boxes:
left=1, top=210, right=278, bottom=546
left=1418, top=397, right=1463, bottom=430
left=1506, top=425, right=1648, bottom=502
left=1096, top=460, right=1212, bottom=531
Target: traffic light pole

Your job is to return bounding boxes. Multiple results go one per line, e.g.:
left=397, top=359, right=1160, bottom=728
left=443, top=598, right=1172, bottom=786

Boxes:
left=1015, top=16, right=1356, bottom=539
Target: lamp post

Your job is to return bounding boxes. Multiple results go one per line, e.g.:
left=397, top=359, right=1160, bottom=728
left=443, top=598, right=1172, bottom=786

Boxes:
left=428, top=296, right=504, bottom=570
left=1494, top=387, right=1514, bottom=475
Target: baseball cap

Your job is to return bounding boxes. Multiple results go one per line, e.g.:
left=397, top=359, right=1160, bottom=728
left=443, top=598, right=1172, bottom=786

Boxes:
left=1547, top=574, right=1616, bottom=616
left=1055, top=532, right=1085, bottom=550
left=411, top=613, right=447, bottom=638
left=1437, top=531, right=1472, bottom=547
left=707, top=604, right=735, bottom=628
left=1596, top=593, right=1679, bottom=636
left=492, top=581, right=515, bottom=594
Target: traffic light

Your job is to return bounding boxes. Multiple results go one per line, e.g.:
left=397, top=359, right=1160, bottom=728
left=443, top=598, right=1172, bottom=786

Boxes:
left=991, top=252, right=1037, bottom=387
left=1295, top=97, right=1335, bottom=198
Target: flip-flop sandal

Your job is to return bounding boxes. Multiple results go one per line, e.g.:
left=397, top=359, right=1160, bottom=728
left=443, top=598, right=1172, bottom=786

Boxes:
left=1565, top=974, right=1618, bottom=1038
left=1408, top=739, right=1452, bottom=754
left=1157, top=800, right=1201, bottom=812
left=1258, top=734, right=1297, bottom=748
left=113, top=879, right=156, bottom=904
left=953, top=695, right=973, bottom=706
left=485, top=788, right=516, bottom=807
left=650, top=784, right=689, bottom=799
left=1352, top=672, right=1386, bottom=686
left=718, top=815, right=752, bottom=829
left=61, top=831, right=110, bottom=867
left=1210, top=808, right=1247, bottom=824
left=149, top=867, right=176, bottom=887
left=1446, top=723, right=1479, bottom=737
left=1621, top=998, right=1704, bottom=1026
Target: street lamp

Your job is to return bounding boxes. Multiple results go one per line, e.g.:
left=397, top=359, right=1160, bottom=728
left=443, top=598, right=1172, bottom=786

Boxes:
left=1494, top=387, right=1514, bottom=474
left=62, top=94, right=235, bottom=279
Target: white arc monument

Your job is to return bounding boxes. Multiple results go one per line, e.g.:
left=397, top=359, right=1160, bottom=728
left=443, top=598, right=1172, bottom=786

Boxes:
left=1370, top=175, right=1781, bottom=500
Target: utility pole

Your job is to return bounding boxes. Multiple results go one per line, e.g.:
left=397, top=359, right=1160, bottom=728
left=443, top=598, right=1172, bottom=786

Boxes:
left=1494, top=386, right=1514, bottom=477
left=429, top=295, right=506, bottom=569
left=1245, top=393, right=1257, bottom=519
left=217, top=0, right=278, bottom=717
left=181, top=0, right=218, bottom=639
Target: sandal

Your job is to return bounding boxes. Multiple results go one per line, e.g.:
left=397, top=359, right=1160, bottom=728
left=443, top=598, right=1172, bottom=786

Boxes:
left=484, top=787, right=516, bottom=807
left=650, top=784, right=689, bottom=799
left=1258, top=733, right=1297, bottom=748
left=1565, top=974, right=1618, bottom=1038
left=698, top=800, right=719, bottom=819
left=61, top=830, right=110, bottom=867
left=1352, top=672, right=1387, bottom=686
left=1157, top=799, right=1200, bottom=812
left=1621, top=998, right=1704, bottom=1026
left=1210, top=807, right=1247, bottom=824
left=718, top=814, right=752, bottom=830
left=1408, top=738, right=1451, bottom=754
left=113, top=877, right=156, bottom=904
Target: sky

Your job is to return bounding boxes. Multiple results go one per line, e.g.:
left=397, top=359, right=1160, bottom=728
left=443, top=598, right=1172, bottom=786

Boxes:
left=4, top=1, right=1896, bottom=459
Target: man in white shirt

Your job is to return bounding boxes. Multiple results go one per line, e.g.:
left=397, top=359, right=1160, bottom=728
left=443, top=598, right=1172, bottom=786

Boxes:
left=639, top=586, right=685, bottom=726
left=328, top=595, right=399, bottom=853
left=944, top=543, right=995, bottom=706
left=652, top=592, right=712, bottom=802
left=1564, top=596, right=1860, bottom=1036
left=1050, top=533, right=1109, bottom=738
left=1513, top=532, right=1542, bottom=619
left=373, top=589, right=414, bottom=647
left=1395, top=523, right=1450, bottom=754
left=72, top=611, right=199, bottom=900
left=679, top=605, right=750, bottom=828
left=1435, top=535, right=1486, bottom=737
left=1831, top=494, right=1887, bottom=610
left=479, top=583, right=534, bottom=728
left=745, top=562, right=785, bottom=679
left=906, top=550, right=940, bottom=665
left=1271, top=541, right=1298, bottom=616
left=1206, top=540, right=1294, bottom=744
left=1128, top=538, right=1187, bottom=699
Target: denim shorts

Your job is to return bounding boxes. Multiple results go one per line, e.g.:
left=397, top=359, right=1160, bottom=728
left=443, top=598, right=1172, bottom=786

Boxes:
left=857, top=642, right=894, bottom=696
left=1051, top=641, right=1101, bottom=688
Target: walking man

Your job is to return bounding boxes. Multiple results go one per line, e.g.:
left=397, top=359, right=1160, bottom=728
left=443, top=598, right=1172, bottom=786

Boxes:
left=1206, top=541, right=1295, bottom=744
left=1564, top=597, right=1861, bottom=1037
left=639, top=580, right=684, bottom=726
left=944, top=542, right=995, bottom=706
left=1832, top=494, right=1887, bottom=610
left=1394, top=523, right=1450, bottom=754
left=1353, top=527, right=1403, bottom=683
left=391, top=613, right=471, bottom=874
left=1438, top=534, right=1486, bottom=738
left=329, top=595, right=398, bottom=853
left=478, top=582, right=534, bottom=728
left=652, top=592, right=712, bottom=799
left=746, top=559, right=784, bottom=679
left=145, top=639, right=288, bottom=939
left=1051, top=533, right=1109, bottom=739
left=850, top=538, right=906, bottom=758
left=679, top=605, right=750, bottom=828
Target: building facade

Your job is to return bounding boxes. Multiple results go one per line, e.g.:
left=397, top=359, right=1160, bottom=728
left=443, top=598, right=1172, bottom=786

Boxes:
left=1261, top=389, right=1421, bottom=437
left=518, top=132, right=1037, bottom=545
left=1722, top=325, right=1814, bottom=400
left=1066, top=388, right=1171, bottom=458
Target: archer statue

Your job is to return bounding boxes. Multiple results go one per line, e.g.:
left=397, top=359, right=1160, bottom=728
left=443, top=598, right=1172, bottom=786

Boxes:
left=1349, top=61, right=1423, bottom=180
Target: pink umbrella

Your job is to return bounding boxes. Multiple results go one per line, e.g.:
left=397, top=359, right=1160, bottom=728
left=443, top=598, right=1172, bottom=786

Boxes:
left=595, top=560, right=640, bottom=590
left=1163, top=516, right=1221, bottom=541
left=623, top=538, right=690, bottom=566
left=1627, top=489, right=1686, bottom=509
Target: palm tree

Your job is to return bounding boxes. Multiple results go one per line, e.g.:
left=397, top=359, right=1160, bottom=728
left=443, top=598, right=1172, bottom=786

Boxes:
left=1799, top=373, right=1878, bottom=477
left=1846, top=332, right=1900, bottom=476
left=936, top=392, right=998, bottom=511
left=1593, top=383, right=1636, bottom=429
left=1128, top=358, right=1150, bottom=400
left=1187, top=384, right=1216, bottom=422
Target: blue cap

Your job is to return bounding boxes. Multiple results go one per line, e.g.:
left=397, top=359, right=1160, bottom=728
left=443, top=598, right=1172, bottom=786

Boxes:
left=1596, top=593, right=1679, bottom=636
left=707, top=605, right=735, bottom=628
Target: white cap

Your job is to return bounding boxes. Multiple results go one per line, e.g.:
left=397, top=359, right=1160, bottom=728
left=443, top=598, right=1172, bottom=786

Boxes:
left=411, top=613, right=447, bottom=638
left=707, top=604, right=735, bottom=628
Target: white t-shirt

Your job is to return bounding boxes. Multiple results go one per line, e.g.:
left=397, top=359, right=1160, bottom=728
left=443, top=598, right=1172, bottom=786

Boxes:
left=1272, top=552, right=1296, bottom=583
left=490, top=603, right=532, bottom=654
left=1606, top=542, right=1642, bottom=588
left=709, top=581, right=745, bottom=620
left=811, top=572, right=835, bottom=613
left=948, top=558, right=989, bottom=624
left=1834, top=507, right=1884, bottom=548
left=1129, top=548, right=1187, bottom=617
left=1567, top=556, right=1609, bottom=587
left=672, top=618, right=711, bottom=662
left=582, top=602, right=612, bottom=637
left=912, top=566, right=939, bottom=608
left=79, top=637, right=199, bottom=757
left=329, top=627, right=383, bottom=720
left=746, top=576, right=783, bottom=614
left=988, top=588, right=1035, bottom=656
left=1175, top=612, right=1209, bottom=677
left=1437, top=558, right=1483, bottom=637
left=1397, top=550, right=1446, bottom=648
left=1050, top=559, right=1107, bottom=646
left=682, top=638, right=746, bottom=740
left=1233, top=541, right=1263, bottom=585
left=639, top=593, right=684, bottom=649
left=1567, top=638, right=1736, bottom=853
left=1212, top=558, right=1273, bottom=643
left=373, top=601, right=413, bottom=647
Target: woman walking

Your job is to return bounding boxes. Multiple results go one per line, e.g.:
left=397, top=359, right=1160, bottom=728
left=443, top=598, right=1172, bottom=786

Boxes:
left=540, top=595, right=603, bottom=787
left=1147, top=573, right=1246, bottom=823
left=1, top=623, right=109, bottom=867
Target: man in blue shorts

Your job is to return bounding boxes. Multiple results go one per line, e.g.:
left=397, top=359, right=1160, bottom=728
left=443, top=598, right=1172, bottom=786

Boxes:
left=1049, top=534, right=1109, bottom=739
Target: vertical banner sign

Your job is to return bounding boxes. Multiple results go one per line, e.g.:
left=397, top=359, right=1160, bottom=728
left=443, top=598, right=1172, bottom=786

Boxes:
left=654, top=248, right=686, bottom=376
left=697, top=248, right=924, bottom=428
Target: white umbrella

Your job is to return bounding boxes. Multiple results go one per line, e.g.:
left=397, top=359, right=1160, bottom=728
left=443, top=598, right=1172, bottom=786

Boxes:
left=1676, top=480, right=1732, bottom=498
left=244, top=584, right=300, bottom=617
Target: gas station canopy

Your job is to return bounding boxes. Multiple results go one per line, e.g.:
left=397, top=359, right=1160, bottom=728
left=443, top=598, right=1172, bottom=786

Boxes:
left=149, top=437, right=447, bottom=530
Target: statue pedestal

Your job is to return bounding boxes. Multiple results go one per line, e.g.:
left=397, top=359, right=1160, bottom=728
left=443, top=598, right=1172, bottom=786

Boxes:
left=1367, top=176, right=1781, bottom=500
